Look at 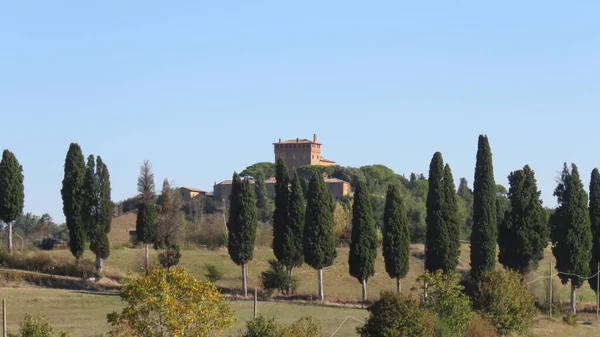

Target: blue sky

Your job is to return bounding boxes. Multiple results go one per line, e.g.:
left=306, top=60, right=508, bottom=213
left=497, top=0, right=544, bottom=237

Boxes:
left=2, top=1, right=600, bottom=222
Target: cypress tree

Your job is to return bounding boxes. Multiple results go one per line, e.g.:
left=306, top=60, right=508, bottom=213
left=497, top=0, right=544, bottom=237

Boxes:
left=470, top=135, right=497, bottom=280
left=304, top=172, right=337, bottom=301
left=83, top=156, right=111, bottom=273
left=589, top=168, right=600, bottom=293
left=281, top=172, right=305, bottom=274
left=551, top=163, right=592, bottom=313
left=349, top=179, right=378, bottom=301
left=135, top=160, right=156, bottom=271
left=442, top=164, right=460, bottom=271
left=498, top=165, right=548, bottom=274
left=382, top=184, right=410, bottom=292
left=227, top=173, right=258, bottom=297
left=0, top=150, right=24, bottom=255
left=254, top=171, right=268, bottom=210
left=61, top=143, right=86, bottom=261
left=273, top=158, right=290, bottom=264
left=425, top=152, right=447, bottom=272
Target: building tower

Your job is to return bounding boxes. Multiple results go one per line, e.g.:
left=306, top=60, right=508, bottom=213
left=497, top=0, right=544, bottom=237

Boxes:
left=273, top=134, right=335, bottom=175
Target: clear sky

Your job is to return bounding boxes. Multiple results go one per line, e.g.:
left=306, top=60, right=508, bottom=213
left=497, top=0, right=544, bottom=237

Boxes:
left=2, top=1, right=600, bottom=222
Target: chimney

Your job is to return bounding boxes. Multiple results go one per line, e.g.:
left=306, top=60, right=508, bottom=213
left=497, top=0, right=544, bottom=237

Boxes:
left=278, top=138, right=281, bottom=143
left=296, top=138, right=299, bottom=142
left=313, top=133, right=318, bottom=143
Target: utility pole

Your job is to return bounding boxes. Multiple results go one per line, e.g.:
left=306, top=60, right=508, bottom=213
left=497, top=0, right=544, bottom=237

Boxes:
left=3, top=299, right=6, bottom=337
left=253, top=288, right=258, bottom=319
left=549, top=260, right=552, bottom=318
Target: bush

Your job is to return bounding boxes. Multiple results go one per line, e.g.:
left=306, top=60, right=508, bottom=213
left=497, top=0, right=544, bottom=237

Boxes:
left=415, top=270, right=472, bottom=337
left=0, top=251, right=96, bottom=279
left=242, top=315, right=280, bottom=337
left=158, top=245, right=181, bottom=269
left=562, top=313, right=577, bottom=326
left=204, top=263, right=224, bottom=283
left=261, top=260, right=298, bottom=296
left=241, top=316, right=322, bottom=337
left=9, top=314, right=70, bottom=337
left=107, top=266, right=235, bottom=337
left=474, top=269, right=537, bottom=336
left=357, top=291, right=436, bottom=337
left=280, top=316, right=322, bottom=337
left=464, top=315, right=498, bottom=337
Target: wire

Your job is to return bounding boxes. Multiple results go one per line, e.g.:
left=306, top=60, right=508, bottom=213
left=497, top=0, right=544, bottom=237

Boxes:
left=526, top=270, right=600, bottom=285
left=330, top=316, right=365, bottom=337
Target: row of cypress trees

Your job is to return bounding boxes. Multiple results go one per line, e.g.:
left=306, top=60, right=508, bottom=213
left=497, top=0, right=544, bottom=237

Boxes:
left=61, top=143, right=112, bottom=273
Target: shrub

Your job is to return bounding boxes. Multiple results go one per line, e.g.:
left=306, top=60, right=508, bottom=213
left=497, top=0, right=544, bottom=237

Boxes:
left=280, top=316, right=322, bottom=337
left=9, top=314, right=70, bottom=337
left=158, top=245, right=181, bottom=269
left=107, top=266, right=235, bottom=337
left=464, top=315, right=498, bottom=337
left=260, top=260, right=298, bottom=296
left=204, top=263, right=224, bottom=283
left=415, top=270, right=472, bottom=337
left=242, top=315, right=280, bottom=337
left=357, top=291, right=436, bottom=337
left=474, top=269, right=537, bottom=336
left=562, top=313, right=577, bottom=326
left=0, top=251, right=96, bottom=279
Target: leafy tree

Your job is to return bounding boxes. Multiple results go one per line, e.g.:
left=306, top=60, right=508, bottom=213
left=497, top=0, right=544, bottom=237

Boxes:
left=281, top=172, right=305, bottom=274
left=382, top=184, right=410, bottom=292
left=14, top=213, right=42, bottom=236
left=107, top=266, right=235, bottom=337
left=551, top=163, right=592, bottom=313
left=425, top=152, right=449, bottom=272
left=498, top=165, right=548, bottom=274
left=416, top=270, right=472, bottom=337
left=240, top=162, right=276, bottom=179
left=470, top=135, right=497, bottom=280
left=442, top=164, right=460, bottom=271
left=12, top=314, right=71, bottom=337
left=495, top=185, right=510, bottom=230
left=357, top=291, right=436, bottom=337
left=296, top=165, right=336, bottom=195
left=260, top=259, right=299, bottom=296
left=474, top=269, right=537, bottom=336
left=589, top=168, right=600, bottom=293
left=254, top=171, right=268, bottom=209
left=242, top=315, right=279, bottom=337
left=349, top=179, right=378, bottom=301
left=303, top=172, right=337, bottom=301
left=61, top=143, right=86, bottom=261
left=0, top=150, right=24, bottom=254
left=155, top=179, right=183, bottom=249
left=135, top=160, right=156, bottom=271
left=273, top=158, right=290, bottom=266
left=227, top=173, right=258, bottom=297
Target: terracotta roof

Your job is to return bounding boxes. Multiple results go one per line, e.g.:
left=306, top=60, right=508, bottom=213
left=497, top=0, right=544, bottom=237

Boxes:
left=180, top=187, right=207, bottom=193
left=324, top=177, right=348, bottom=184
left=273, top=139, right=322, bottom=145
left=319, top=157, right=336, bottom=163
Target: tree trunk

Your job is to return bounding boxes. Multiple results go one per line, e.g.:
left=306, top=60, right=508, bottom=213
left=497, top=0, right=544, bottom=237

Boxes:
left=288, top=267, right=294, bottom=295
left=317, top=269, right=324, bottom=301
left=571, top=282, right=576, bottom=313
left=144, top=244, right=149, bottom=271
left=396, top=277, right=401, bottom=293
left=361, top=279, right=367, bottom=302
left=95, top=255, right=103, bottom=274
left=8, top=222, right=13, bottom=254
left=242, top=264, right=248, bottom=297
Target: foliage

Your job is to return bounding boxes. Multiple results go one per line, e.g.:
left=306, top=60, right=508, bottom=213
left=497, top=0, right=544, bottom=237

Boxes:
left=425, top=152, right=452, bottom=273
left=137, top=160, right=156, bottom=204
left=279, top=316, right=322, bottom=337
left=0, top=250, right=96, bottom=278
left=474, top=269, right=537, bottom=336
left=272, top=159, right=290, bottom=268
left=107, top=266, right=235, bottom=337
left=357, top=291, right=436, bottom=337
left=470, top=135, right=497, bottom=280
left=333, top=202, right=352, bottom=245
left=242, top=315, right=280, bottom=337
left=296, top=165, right=336, bottom=195
left=0, top=149, right=25, bottom=226
left=204, top=263, right=224, bottom=283
left=349, top=179, right=378, bottom=285
left=260, top=259, right=299, bottom=296
left=551, top=163, right=592, bottom=288
left=14, top=213, right=55, bottom=236
left=457, top=178, right=474, bottom=240
left=498, top=165, right=548, bottom=274
left=61, top=143, right=86, bottom=260
left=495, top=184, right=510, bottom=231
left=227, top=173, right=258, bottom=266
left=416, top=270, right=472, bottom=337
left=158, top=244, right=181, bottom=269
left=240, top=162, right=276, bottom=179
left=135, top=203, right=156, bottom=244
left=589, top=168, right=600, bottom=292
left=303, top=172, right=337, bottom=270
left=442, top=164, right=460, bottom=272
left=382, top=184, right=410, bottom=284
left=562, top=313, right=577, bottom=326
left=281, top=172, right=305, bottom=271
left=464, top=315, right=498, bottom=337
left=155, top=179, right=184, bottom=249
left=254, top=171, right=268, bottom=210
left=241, top=315, right=322, bottom=337
left=9, top=314, right=70, bottom=337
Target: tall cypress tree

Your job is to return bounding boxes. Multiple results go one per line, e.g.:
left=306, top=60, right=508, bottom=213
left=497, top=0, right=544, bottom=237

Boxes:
left=442, top=164, right=460, bottom=271
left=61, top=143, right=86, bottom=261
left=83, top=156, right=111, bottom=272
left=135, top=160, right=156, bottom=271
left=498, top=165, right=548, bottom=274
left=254, top=171, right=268, bottom=210
left=349, top=179, right=378, bottom=301
left=273, top=158, right=290, bottom=265
left=470, top=135, right=497, bottom=280
left=282, top=172, right=304, bottom=274
left=551, top=163, right=592, bottom=313
left=425, top=152, right=447, bottom=272
left=589, top=168, right=600, bottom=293
left=382, top=184, right=410, bottom=292
left=304, top=172, right=337, bottom=301
left=227, top=173, right=258, bottom=297
left=0, top=150, right=24, bottom=255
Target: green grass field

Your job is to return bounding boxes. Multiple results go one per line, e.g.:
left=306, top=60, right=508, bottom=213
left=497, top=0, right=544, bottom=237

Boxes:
left=2, top=244, right=600, bottom=336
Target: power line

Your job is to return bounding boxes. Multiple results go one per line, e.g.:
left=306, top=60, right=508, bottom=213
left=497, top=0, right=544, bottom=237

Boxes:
left=330, top=316, right=365, bottom=337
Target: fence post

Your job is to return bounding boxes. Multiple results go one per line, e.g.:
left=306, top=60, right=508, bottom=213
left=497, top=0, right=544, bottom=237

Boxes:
left=254, top=288, right=257, bottom=319
left=549, top=260, right=552, bottom=318
left=3, top=298, right=6, bottom=337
